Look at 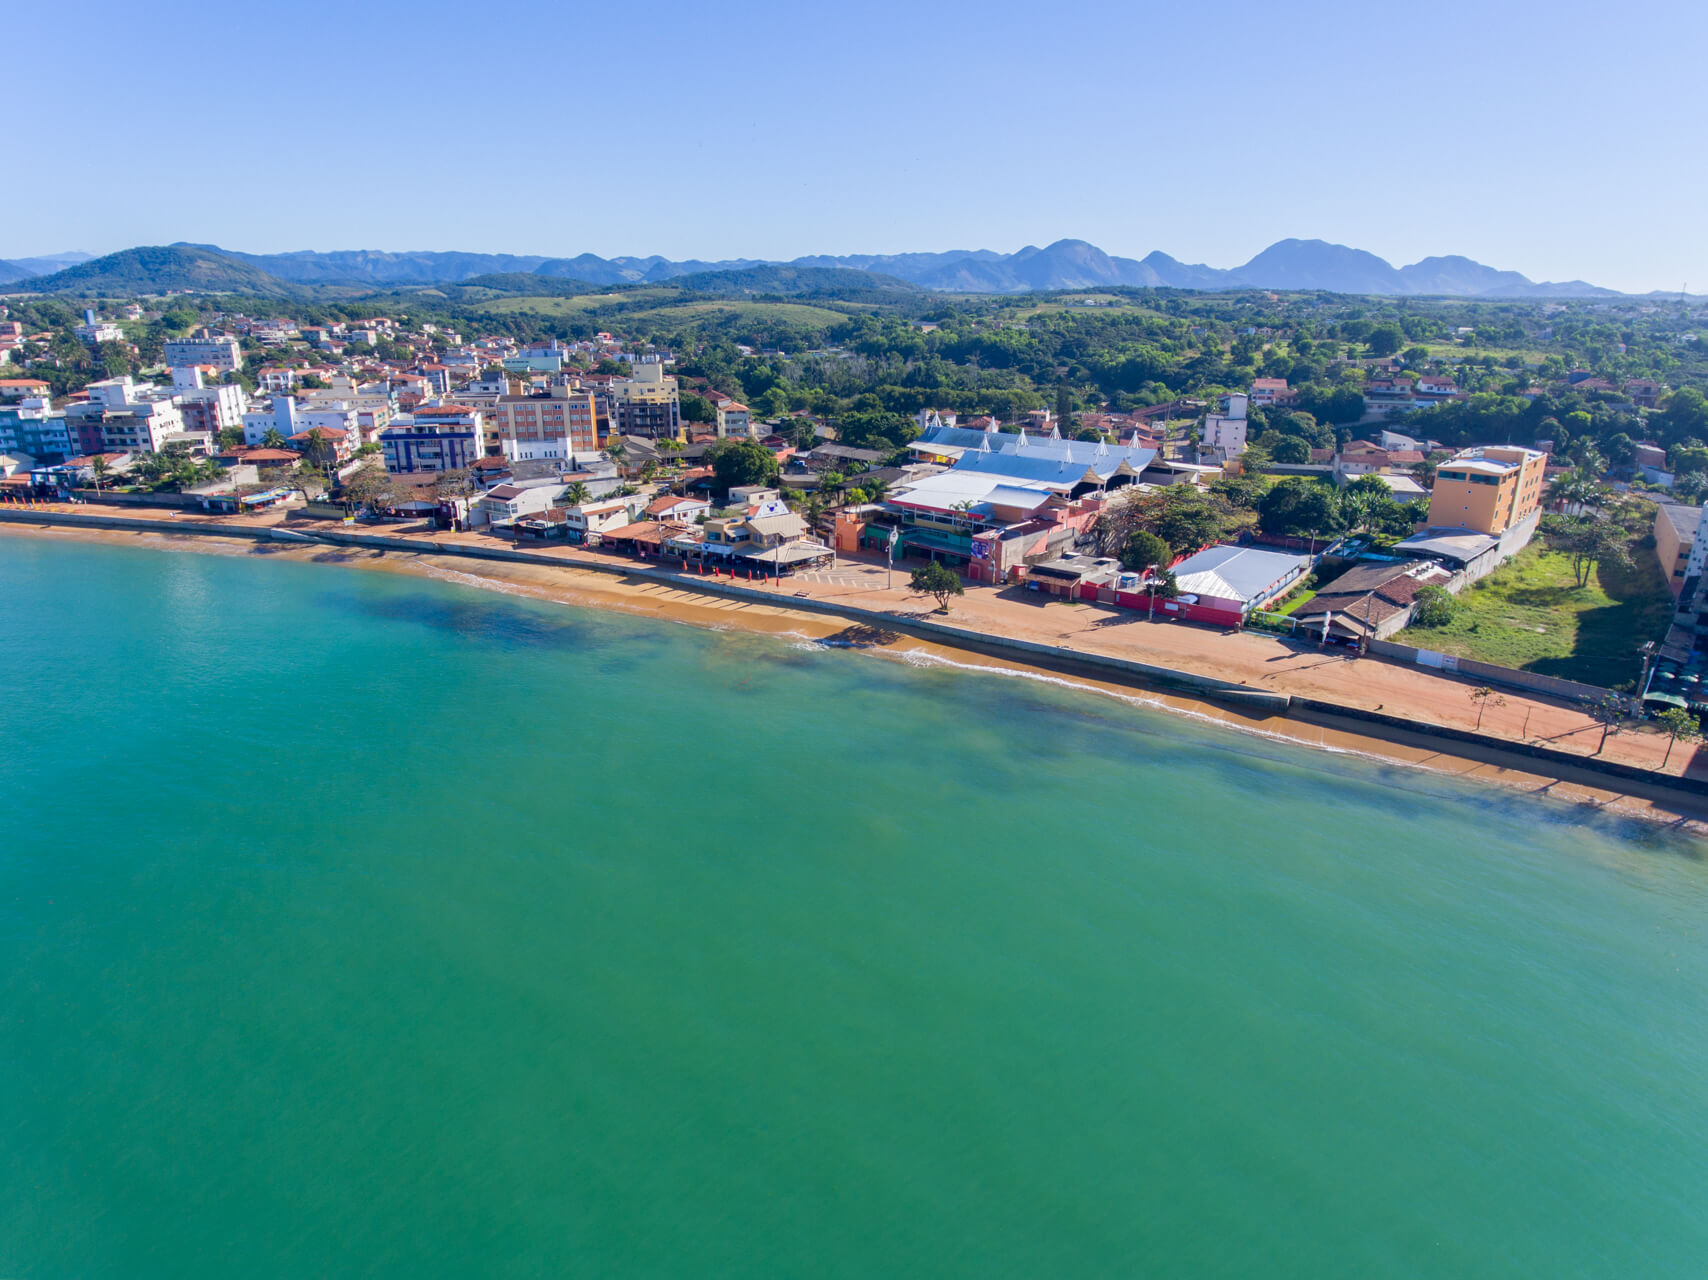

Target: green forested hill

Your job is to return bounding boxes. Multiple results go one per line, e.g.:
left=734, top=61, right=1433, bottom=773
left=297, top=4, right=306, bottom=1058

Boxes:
left=18, top=246, right=299, bottom=297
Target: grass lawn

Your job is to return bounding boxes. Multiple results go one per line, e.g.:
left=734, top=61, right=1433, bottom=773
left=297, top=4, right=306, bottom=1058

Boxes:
left=1421, top=343, right=1550, bottom=365
left=620, top=301, right=855, bottom=327
left=1394, top=539, right=1673, bottom=687
left=1273, top=589, right=1317, bottom=617
left=481, top=295, right=858, bottom=329
left=480, top=289, right=682, bottom=316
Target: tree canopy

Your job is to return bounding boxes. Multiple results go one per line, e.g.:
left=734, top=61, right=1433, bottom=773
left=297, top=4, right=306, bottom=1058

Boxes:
left=708, top=438, right=780, bottom=492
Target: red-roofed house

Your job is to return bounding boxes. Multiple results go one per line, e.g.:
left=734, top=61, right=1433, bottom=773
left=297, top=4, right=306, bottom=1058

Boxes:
left=645, top=494, right=711, bottom=522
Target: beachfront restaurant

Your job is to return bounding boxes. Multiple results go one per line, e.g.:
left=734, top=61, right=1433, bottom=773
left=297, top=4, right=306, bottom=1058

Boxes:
left=1024, top=554, right=1126, bottom=599
left=200, top=486, right=294, bottom=514
left=600, top=520, right=685, bottom=558
left=1162, top=544, right=1312, bottom=627
left=736, top=539, right=834, bottom=576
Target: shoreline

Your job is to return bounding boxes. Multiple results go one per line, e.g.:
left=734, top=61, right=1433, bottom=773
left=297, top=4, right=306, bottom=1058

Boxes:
left=5, top=513, right=1705, bottom=835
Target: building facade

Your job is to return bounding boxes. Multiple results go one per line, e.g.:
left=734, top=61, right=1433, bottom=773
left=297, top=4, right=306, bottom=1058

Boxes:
left=1425, top=446, right=1548, bottom=535
left=485, top=384, right=598, bottom=459
left=380, top=421, right=484, bottom=474
left=1655, top=502, right=1704, bottom=598
left=611, top=362, right=680, bottom=439
left=163, top=336, right=243, bottom=371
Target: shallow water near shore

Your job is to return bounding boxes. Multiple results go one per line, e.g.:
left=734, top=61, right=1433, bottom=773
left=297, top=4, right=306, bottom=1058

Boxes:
left=4, top=538, right=1707, bottom=1278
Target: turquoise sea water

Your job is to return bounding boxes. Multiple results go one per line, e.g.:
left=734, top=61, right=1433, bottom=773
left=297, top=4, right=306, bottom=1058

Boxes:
left=2, top=538, right=1706, bottom=1278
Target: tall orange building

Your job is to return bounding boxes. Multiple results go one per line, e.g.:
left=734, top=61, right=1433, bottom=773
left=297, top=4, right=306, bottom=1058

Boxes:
left=1425, top=446, right=1548, bottom=534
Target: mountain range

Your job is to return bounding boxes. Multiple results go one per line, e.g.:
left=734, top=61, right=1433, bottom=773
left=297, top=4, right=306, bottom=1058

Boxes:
left=0, top=250, right=95, bottom=284
left=2, top=238, right=1634, bottom=298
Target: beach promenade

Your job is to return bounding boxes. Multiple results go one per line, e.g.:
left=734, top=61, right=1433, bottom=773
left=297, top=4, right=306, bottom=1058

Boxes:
left=5, top=500, right=1703, bottom=807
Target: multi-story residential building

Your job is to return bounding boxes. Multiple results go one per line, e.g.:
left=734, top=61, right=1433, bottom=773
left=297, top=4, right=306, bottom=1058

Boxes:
left=1654, top=502, right=1702, bottom=597
left=485, top=384, right=598, bottom=460
left=1202, top=392, right=1248, bottom=457
left=417, top=363, right=453, bottom=396
left=716, top=400, right=753, bottom=439
left=170, top=366, right=249, bottom=436
left=1414, top=375, right=1461, bottom=399
left=503, top=340, right=566, bottom=374
left=163, top=335, right=243, bottom=371
left=380, top=420, right=485, bottom=474
left=257, top=366, right=300, bottom=393
left=1249, top=378, right=1292, bottom=408
left=288, top=424, right=357, bottom=467
left=1425, top=445, right=1548, bottom=535
left=65, top=377, right=184, bottom=455
left=74, top=309, right=124, bottom=346
left=241, top=396, right=359, bottom=448
left=610, top=362, right=680, bottom=439
left=477, top=482, right=562, bottom=525
left=0, top=398, right=72, bottom=460
left=565, top=497, right=638, bottom=542
left=296, top=377, right=395, bottom=439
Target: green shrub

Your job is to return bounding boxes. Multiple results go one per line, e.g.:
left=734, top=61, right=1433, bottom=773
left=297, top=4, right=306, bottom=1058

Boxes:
left=1411, top=584, right=1456, bottom=628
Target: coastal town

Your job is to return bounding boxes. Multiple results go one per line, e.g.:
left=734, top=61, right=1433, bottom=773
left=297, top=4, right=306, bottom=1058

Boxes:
left=3, top=297, right=1708, bottom=797
left=11, top=0, right=1708, bottom=1269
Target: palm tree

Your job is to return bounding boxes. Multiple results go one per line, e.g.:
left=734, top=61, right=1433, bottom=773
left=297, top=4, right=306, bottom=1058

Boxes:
left=865, top=477, right=891, bottom=505
left=90, top=455, right=109, bottom=493
left=263, top=427, right=287, bottom=449
left=1548, top=471, right=1600, bottom=517
left=564, top=481, right=592, bottom=506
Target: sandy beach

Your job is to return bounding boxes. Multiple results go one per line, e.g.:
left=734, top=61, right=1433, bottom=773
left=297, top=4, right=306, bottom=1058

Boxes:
left=5, top=505, right=1705, bottom=834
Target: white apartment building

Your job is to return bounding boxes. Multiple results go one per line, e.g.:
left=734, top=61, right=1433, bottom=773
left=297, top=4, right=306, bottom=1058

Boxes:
left=478, top=482, right=562, bottom=524
left=163, top=335, right=243, bottom=371
left=1202, top=391, right=1248, bottom=457
left=75, top=320, right=125, bottom=345
left=171, top=366, right=250, bottom=435
left=241, top=396, right=359, bottom=447
left=77, top=377, right=185, bottom=454
left=716, top=401, right=753, bottom=439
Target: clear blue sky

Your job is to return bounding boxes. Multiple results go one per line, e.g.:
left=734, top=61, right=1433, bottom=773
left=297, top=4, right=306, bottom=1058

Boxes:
left=11, top=0, right=1705, bottom=293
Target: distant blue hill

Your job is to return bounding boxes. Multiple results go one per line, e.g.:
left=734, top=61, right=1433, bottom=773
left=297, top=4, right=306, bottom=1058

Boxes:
left=3, top=239, right=1634, bottom=298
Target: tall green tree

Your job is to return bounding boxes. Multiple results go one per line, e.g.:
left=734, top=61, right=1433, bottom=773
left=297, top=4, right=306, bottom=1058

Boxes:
left=909, top=560, right=964, bottom=612
left=1656, top=706, right=1702, bottom=768
left=1258, top=478, right=1343, bottom=537
left=708, top=438, right=780, bottom=493
left=1366, top=324, right=1404, bottom=357
left=1120, top=530, right=1173, bottom=573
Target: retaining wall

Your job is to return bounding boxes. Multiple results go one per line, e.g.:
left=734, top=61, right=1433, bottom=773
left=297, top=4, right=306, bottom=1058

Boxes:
left=1293, top=698, right=1708, bottom=799
left=1366, top=637, right=1607, bottom=703
left=71, top=490, right=201, bottom=508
